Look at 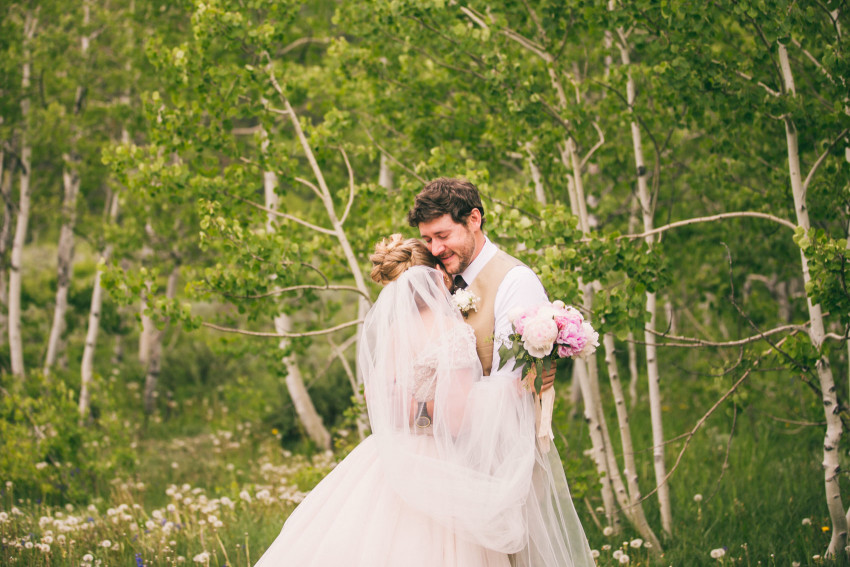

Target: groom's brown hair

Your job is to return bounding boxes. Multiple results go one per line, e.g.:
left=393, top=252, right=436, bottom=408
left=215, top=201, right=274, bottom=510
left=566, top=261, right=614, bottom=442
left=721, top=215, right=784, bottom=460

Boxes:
left=407, top=178, right=485, bottom=229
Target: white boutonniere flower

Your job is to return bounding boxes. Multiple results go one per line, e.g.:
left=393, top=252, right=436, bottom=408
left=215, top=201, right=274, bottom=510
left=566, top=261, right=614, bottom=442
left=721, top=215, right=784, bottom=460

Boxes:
left=451, top=288, right=480, bottom=315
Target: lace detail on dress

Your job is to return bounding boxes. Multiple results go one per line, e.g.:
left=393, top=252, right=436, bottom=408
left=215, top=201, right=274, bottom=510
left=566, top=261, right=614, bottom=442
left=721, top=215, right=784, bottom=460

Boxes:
left=410, top=323, right=478, bottom=402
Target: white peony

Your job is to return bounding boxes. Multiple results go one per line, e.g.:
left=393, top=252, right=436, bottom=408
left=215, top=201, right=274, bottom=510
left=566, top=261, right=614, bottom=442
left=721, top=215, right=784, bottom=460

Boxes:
left=521, top=315, right=558, bottom=357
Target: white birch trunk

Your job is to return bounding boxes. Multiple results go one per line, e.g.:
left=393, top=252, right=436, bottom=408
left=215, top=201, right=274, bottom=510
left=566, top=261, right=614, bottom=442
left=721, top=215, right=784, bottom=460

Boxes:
left=618, top=34, right=673, bottom=534
left=275, top=313, right=331, bottom=449
left=627, top=332, right=639, bottom=408
left=627, top=199, right=640, bottom=407
left=261, top=134, right=331, bottom=449
left=0, top=157, right=13, bottom=339
left=79, top=191, right=120, bottom=418
left=9, top=14, right=36, bottom=377
left=602, top=331, right=661, bottom=549
left=525, top=143, right=546, bottom=205
left=143, top=266, right=179, bottom=415
left=46, top=2, right=90, bottom=374
left=561, top=139, right=618, bottom=528
left=574, top=356, right=619, bottom=531
left=44, top=168, right=80, bottom=373
left=378, top=153, right=394, bottom=194
left=139, top=289, right=154, bottom=365
left=778, top=43, right=847, bottom=556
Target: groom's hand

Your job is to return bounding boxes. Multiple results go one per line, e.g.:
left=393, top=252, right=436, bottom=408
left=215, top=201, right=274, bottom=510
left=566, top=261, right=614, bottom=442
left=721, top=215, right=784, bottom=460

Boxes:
left=540, top=365, right=556, bottom=391
left=524, top=364, right=557, bottom=393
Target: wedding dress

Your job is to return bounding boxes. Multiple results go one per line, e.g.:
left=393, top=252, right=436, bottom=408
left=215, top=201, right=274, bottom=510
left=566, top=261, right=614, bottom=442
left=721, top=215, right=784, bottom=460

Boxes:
left=255, top=267, right=594, bottom=567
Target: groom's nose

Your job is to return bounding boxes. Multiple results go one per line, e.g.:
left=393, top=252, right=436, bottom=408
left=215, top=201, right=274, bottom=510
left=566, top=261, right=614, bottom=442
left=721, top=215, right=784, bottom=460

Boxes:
left=429, top=240, right=444, bottom=256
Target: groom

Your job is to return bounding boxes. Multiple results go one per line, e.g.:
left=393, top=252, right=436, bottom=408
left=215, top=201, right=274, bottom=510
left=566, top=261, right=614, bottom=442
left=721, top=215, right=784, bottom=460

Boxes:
left=408, top=177, right=555, bottom=389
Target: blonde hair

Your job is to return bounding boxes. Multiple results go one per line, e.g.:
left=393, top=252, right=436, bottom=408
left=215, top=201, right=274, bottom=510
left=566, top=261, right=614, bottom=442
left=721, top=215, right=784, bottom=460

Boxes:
left=370, top=234, right=438, bottom=285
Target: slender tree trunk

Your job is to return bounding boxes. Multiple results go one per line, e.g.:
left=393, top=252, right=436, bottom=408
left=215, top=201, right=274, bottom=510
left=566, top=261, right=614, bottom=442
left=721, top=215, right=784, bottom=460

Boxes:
left=617, top=32, right=673, bottom=534
left=627, top=333, right=639, bottom=407
left=561, top=139, right=619, bottom=529
left=44, top=168, right=80, bottom=373
left=574, top=356, right=619, bottom=531
left=0, top=157, right=13, bottom=340
left=139, top=286, right=154, bottom=365
left=262, top=134, right=331, bottom=449
left=778, top=43, right=847, bottom=556
left=9, top=14, right=36, bottom=378
left=79, top=190, right=120, bottom=419
left=46, top=3, right=90, bottom=374
left=525, top=143, right=546, bottom=204
left=378, top=153, right=394, bottom=194
left=601, top=331, right=661, bottom=549
left=143, top=265, right=178, bottom=415
left=276, top=313, right=331, bottom=449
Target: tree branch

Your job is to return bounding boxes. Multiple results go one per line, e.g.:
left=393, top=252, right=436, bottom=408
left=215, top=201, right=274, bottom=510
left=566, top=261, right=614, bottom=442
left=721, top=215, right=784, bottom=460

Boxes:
left=613, top=211, right=797, bottom=240
left=224, top=190, right=336, bottom=235
left=363, top=127, right=427, bottom=184
left=580, top=122, right=605, bottom=169
left=641, top=323, right=807, bottom=348
left=279, top=37, right=332, bottom=57
left=214, top=284, right=370, bottom=301
left=202, top=319, right=363, bottom=338
left=339, top=147, right=356, bottom=225
left=803, top=128, right=850, bottom=194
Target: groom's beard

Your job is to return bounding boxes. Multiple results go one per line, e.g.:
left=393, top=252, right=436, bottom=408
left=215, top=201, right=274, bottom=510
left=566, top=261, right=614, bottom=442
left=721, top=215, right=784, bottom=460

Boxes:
left=440, top=229, right=477, bottom=275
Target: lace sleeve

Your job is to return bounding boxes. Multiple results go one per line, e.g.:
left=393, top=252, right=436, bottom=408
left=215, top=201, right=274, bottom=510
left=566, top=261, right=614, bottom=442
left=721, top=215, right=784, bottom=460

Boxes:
left=410, top=323, right=478, bottom=402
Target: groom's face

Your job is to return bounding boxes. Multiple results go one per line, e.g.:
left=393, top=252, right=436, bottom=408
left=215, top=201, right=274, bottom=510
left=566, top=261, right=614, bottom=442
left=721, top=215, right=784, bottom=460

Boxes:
left=418, top=213, right=478, bottom=275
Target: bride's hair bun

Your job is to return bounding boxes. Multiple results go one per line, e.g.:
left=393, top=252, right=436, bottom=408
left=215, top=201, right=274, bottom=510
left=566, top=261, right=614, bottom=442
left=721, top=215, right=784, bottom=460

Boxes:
left=370, top=234, right=437, bottom=285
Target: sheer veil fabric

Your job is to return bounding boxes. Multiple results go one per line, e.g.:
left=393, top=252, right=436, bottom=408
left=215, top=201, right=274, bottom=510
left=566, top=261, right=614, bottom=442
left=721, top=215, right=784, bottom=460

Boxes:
left=255, top=266, right=594, bottom=567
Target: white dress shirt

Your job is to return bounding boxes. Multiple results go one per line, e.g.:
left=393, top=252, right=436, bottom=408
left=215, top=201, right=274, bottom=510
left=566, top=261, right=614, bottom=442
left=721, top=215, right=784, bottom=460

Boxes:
left=459, top=238, right=548, bottom=378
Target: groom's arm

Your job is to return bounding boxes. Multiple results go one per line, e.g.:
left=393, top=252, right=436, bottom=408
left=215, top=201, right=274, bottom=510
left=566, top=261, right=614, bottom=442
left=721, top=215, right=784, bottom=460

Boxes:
left=491, top=266, right=549, bottom=380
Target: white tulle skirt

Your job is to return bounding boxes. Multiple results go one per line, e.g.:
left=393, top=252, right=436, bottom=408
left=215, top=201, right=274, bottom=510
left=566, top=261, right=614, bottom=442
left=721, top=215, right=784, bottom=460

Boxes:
left=254, top=435, right=511, bottom=567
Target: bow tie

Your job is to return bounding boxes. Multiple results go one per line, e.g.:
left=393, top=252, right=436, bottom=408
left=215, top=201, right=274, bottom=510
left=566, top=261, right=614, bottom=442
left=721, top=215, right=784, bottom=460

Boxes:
left=453, top=275, right=468, bottom=290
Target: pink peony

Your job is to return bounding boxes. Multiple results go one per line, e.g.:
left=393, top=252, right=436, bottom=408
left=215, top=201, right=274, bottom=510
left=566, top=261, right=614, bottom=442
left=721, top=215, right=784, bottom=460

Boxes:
left=577, top=321, right=600, bottom=358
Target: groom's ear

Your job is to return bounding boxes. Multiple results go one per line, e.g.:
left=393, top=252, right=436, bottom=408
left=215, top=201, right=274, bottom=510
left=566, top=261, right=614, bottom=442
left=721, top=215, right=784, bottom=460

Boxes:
left=466, top=208, right=482, bottom=231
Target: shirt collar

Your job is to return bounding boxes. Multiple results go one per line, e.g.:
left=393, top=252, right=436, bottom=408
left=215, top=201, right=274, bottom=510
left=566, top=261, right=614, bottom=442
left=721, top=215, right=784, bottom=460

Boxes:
left=460, top=237, right=497, bottom=286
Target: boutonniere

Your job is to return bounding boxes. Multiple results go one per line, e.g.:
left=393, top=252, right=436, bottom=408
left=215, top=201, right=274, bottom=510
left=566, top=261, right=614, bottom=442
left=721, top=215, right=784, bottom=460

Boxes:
left=451, top=288, right=480, bottom=316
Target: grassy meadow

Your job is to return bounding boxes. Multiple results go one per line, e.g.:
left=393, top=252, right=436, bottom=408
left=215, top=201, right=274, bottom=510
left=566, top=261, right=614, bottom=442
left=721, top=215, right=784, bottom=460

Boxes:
left=1, top=349, right=846, bottom=566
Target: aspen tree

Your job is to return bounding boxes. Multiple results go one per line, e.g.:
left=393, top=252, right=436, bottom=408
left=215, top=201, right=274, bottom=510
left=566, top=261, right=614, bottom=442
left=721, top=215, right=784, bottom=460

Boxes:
left=45, top=0, right=90, bottom=374
left=8, top=12, right=37, bottom=377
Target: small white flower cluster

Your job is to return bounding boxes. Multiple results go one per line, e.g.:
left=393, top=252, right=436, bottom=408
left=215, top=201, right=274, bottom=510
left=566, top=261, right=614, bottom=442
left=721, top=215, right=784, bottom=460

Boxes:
left=710, top=547, right=726, bottom=559
left=451, top=288, right=480, bottom=314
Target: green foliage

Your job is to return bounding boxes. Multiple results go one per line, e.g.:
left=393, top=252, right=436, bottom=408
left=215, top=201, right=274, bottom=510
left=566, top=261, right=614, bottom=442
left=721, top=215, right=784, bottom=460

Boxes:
left=0, top=373, right=137, bottom=505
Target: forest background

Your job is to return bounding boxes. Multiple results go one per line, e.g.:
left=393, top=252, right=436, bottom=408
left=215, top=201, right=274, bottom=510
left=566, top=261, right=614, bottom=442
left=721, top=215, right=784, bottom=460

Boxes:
left=1, top=0, right=849, bottom=565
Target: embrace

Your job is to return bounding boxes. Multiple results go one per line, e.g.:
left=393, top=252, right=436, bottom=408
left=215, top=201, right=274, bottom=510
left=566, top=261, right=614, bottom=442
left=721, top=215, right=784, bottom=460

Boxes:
left=255, top=178, right=594, bottom=566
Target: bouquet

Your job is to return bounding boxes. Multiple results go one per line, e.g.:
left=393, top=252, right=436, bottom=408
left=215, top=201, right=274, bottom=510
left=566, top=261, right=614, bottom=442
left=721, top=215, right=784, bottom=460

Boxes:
left=497, top=300, right=599, bottom=451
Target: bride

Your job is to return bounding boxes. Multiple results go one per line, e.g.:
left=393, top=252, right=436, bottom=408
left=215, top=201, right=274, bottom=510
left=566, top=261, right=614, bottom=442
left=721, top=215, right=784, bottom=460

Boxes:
left=255, top=235, right=594, bottom=567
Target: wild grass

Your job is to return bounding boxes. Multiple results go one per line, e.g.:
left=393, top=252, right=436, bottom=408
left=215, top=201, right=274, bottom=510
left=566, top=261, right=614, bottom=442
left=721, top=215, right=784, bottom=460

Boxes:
left=2, top=350, right=849, bottom=566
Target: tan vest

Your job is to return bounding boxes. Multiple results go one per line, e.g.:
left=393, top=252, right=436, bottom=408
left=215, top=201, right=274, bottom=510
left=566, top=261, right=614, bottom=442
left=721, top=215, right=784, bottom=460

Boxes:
left=464, top=250, right=524, bottom=376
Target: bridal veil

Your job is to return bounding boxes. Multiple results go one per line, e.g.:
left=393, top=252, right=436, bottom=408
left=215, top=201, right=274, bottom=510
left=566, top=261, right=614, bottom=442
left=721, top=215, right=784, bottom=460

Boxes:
left=359, top=266, right=594, bottom=567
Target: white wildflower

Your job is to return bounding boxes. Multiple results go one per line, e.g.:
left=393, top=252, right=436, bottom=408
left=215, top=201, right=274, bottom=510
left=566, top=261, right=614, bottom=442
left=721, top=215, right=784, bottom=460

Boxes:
left=602, top=526, right=614, bottom=537
left=619, top=554, right=630, bottom=564
left=693, top=493, right=703, bottom=502
left=239, top=490, right=251, bottom=503
left=100, top=539, right=111, bottom=548
left=613, top=550, right=623, bottom=560
left=710, top=548, right=726, bottom=559
left=193, top=551, right=210, bottom=563
left=629, top=539, right=643, bottom=549
left=590, top=550, right=600, bottom=558
left=35, top=462, right=48, bottom=470
left=82, top=553, right=94, bottom=562
left=802, top=517, right=812, bottom=526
